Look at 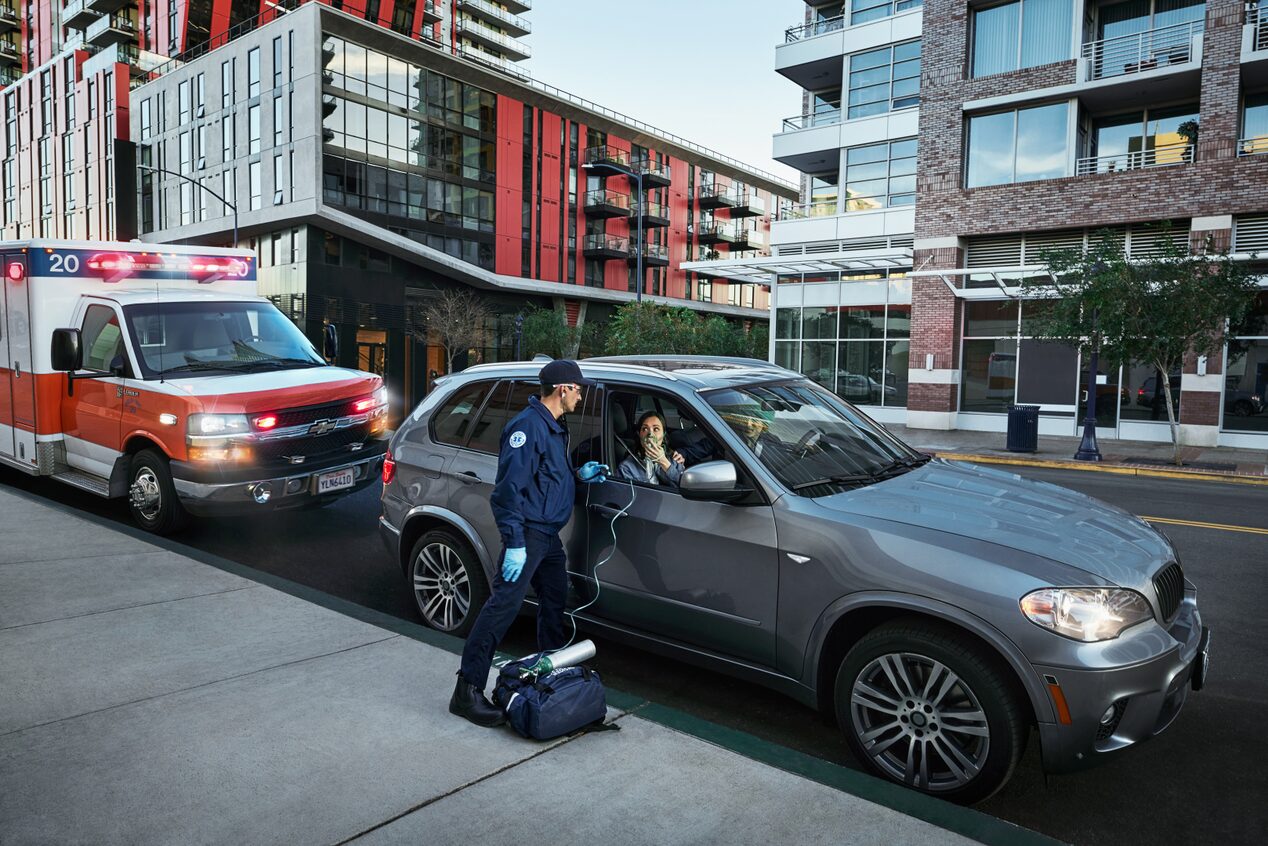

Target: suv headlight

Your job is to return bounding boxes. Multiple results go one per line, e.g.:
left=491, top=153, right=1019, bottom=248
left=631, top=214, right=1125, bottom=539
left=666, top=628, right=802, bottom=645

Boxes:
left=1020, top=588, right=1153, bottom=642
left=188, top=413, right=250, bottom=435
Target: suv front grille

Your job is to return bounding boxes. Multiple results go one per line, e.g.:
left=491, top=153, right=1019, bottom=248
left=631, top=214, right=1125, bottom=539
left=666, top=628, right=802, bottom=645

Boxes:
left=1152, top=562, right=1184, bottom=621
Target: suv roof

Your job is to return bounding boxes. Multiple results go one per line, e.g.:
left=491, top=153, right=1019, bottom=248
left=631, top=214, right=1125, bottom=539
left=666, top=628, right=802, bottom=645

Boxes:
left=453, top=356, right=799, bottom=390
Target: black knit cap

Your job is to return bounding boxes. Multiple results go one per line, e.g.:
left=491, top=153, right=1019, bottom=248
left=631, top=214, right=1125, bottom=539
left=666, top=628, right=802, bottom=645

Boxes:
left=539, top=359, right=595, bottom=387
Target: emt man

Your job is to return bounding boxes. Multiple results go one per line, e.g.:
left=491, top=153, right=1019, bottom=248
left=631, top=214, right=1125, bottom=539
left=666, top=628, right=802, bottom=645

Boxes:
left=450, top=359, right=596, bottom=726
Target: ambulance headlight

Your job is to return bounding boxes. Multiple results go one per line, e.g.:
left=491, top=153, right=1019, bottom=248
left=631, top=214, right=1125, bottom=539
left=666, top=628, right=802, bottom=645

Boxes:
left=188, top=413, right=250, bottom=435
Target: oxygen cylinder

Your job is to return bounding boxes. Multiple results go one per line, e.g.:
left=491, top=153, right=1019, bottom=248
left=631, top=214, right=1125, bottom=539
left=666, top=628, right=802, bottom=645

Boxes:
left=518, top=639, right=597, bottom=678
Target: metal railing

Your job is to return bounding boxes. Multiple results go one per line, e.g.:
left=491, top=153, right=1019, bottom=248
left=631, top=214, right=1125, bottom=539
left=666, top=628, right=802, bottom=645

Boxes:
left=735, top=193, right=767, bottom=213
left=0, top=39, right=18, bottom=58
left=1251, top=4, right=1268, bottom=51
left=785, top=14, right=845, bottom=42
left=1081, top=20, right=1203, bottom=80
left=0, top=3, right=18, bottom=23
left=585, top=234, right=628, bottom=253
left=699, top=183, right=740, bottom=205
left=777, top=199, right=839, bottom=219
left=583, top=188, right=631, bottom=209
left=693, top=220, right=739, bottom=240
left=456, top=17, right=531, bottom=57
left=457, top=0, right=531, bottom=34
left=632, top=156, right=671, bottom=182
left=630, top=242, right=669, bottom=261
left=1076, top=141, right=1195, bottom=175
left=1238, top=136, right=1268, bottom=156
left=584, top=145, right=631, bottom=169
left=631, top=199, right=669, bottom=218
left=781, top=108, right=842, bottom=132
left=456, top=43, right=526, bottom=77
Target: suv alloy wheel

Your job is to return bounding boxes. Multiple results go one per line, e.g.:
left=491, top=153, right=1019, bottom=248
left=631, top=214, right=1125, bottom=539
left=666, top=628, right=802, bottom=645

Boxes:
left=409, top=530, right=489, bottom=636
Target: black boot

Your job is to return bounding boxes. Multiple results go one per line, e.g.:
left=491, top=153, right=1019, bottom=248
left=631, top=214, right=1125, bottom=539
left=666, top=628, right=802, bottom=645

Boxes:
left=449, top=674, right=506, bottom=727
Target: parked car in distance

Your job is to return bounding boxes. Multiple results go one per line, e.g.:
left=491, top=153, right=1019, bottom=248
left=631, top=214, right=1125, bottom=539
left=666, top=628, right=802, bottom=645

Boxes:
left=379, top=356, right=1208, bottom=803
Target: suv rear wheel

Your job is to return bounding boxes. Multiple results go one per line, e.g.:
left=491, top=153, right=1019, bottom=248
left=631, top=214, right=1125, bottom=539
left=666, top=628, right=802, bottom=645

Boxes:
left=409, top=530, right=489, bottom=636
left=834, top=619, right=1027, bottom=804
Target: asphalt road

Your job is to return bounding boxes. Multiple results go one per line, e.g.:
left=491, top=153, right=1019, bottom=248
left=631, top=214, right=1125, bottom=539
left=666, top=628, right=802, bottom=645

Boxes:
left=5, top=464, right=1266, bottom=846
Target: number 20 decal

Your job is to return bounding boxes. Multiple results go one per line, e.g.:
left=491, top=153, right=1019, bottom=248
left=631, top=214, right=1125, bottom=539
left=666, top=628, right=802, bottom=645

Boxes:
left=48, top=254, right=80, bottom=274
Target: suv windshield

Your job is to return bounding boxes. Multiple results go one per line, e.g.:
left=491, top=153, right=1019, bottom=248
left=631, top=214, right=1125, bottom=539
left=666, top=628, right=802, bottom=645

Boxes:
left=704, top=380, right=927, bottom=495
left=123, top=301, right=326, bottom=378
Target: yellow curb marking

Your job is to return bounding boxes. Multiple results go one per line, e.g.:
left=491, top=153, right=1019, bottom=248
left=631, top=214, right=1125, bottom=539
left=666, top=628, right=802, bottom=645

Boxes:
left=935, top=452, right=1268, bottom=487
left=1139, top=516, right=1268, bottom=536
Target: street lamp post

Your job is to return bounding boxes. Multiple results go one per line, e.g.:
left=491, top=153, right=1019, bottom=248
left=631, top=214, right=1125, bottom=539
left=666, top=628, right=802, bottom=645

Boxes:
left=1074, top=260, right=1107, bottom=461
left=514, top=313, right=524, bottom=360
left=583, top=157, right=644, bottom=302
left=137, top=164, right=238, bottom=247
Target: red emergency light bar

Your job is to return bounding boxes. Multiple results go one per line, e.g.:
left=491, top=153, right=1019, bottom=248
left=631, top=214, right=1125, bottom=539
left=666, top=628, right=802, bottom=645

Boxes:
left=85, top=252, right=251, bottom=281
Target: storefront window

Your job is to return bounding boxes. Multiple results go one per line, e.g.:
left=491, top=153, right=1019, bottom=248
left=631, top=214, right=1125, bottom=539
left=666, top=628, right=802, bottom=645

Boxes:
left=1223, top=293, right=1268, bottom=433
left=1120, top=362, right=1178, bottom=422
left=962, top=338, right=1019, bottom=412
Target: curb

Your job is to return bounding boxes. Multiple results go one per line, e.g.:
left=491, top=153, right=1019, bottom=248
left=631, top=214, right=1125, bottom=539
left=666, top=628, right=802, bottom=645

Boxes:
left=930, top=451, right=1268, bottom=486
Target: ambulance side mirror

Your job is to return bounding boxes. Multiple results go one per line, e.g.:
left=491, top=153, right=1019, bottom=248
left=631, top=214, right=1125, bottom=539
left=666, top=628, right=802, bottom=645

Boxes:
left=51, top=329, right=83, bottom=373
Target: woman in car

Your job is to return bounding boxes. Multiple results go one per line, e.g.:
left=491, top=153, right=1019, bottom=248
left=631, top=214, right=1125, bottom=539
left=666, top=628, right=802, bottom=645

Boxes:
left=619, top=411, right=686, bottom=488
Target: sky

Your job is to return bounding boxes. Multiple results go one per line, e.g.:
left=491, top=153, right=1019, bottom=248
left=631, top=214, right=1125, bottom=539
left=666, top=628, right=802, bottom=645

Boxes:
left=522, top=0, right=806, bottom=185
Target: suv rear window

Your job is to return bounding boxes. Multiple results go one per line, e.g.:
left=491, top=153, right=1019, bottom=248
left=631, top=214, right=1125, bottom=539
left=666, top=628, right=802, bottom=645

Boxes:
left=431, top=380, right=496, bottom=447
left=466, top=381, right=538, bottom=454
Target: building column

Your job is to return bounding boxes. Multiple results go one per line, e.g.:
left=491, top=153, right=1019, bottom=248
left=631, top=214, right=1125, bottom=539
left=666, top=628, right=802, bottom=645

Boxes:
left=907, top=239, right=965, bottom=430
left=1176, top=216, right=1234, bottom=446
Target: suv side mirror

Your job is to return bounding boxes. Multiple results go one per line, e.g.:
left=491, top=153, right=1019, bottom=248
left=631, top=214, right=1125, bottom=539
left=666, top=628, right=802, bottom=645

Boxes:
left=51, top=328, right=83, bottom=372
left=680, top=460, right=748, bottom=503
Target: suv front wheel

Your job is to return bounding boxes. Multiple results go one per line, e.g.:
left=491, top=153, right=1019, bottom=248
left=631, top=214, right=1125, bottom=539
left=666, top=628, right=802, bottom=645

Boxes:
left=408, top=530, right=489, bottom=636
left=835, top=619, right=1027, bottom=804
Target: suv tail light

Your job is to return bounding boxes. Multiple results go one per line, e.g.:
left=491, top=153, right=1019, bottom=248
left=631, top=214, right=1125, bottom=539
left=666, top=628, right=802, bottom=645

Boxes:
left=382, top=450, right=396, bottom=485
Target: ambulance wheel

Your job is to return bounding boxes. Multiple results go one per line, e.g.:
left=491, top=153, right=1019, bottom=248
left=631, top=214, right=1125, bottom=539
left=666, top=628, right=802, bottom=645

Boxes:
left=409, top=530, right=488, bottom=637
left=129, top=449, right=189, bottom=535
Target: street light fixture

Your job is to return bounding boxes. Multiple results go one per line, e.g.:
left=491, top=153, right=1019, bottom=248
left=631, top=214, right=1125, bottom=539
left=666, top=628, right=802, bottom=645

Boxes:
left=137, top=164, right=239, bottom=248
left=582, top=157, right=645, bottom=303
left=1074, top=260, right=1107, bottom=461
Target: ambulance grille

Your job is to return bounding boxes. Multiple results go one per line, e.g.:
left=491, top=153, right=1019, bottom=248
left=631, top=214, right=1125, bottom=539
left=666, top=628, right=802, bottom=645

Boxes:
left=256, top=424, right=371, bottom=463
left=271, top=399, right=359, bottom=429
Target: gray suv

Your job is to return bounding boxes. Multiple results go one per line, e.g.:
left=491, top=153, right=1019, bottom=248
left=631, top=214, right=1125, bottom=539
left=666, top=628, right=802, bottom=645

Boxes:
left=379, top=356, right=1209, bottom=803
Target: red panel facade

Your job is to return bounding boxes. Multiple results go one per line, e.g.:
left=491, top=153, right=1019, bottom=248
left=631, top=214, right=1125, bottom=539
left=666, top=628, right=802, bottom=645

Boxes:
left=536, top=111, right=563, bottom=284
left=494, top=94, right=524, bottom=276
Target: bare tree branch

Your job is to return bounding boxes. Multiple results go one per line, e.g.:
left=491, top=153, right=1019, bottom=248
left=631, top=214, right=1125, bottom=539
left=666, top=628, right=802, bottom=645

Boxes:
left=421, top=289, right=492, bottom=374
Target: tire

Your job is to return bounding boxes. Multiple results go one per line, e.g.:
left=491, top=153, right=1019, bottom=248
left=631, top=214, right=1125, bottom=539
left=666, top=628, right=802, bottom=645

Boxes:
left=408, top=530, right=489, bottom=637
left=834, top=619, right=1028, bottom=804
left=1232, top=400, right=1253, bottom=418
left=128, top=449, right=189, bottom=535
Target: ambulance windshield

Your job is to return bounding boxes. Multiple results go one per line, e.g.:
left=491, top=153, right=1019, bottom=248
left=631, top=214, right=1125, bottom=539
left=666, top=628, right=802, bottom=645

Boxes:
left=123, top=300, right=326, bottom=378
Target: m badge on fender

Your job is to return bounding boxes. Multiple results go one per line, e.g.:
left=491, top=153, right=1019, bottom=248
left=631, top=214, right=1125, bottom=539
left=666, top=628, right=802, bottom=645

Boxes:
left=509, top=431, right=527, bottom=448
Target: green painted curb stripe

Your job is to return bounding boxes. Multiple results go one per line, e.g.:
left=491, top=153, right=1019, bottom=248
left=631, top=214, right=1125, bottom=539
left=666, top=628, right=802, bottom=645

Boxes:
left=634, top=703, right=1063, bottom=846
left=935, top=452, right=1268, bottom=487
left=4, top=483, right=1058, bottom=845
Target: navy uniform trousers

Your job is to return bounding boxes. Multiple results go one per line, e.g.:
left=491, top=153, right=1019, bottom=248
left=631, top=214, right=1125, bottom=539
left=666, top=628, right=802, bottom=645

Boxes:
left=458, top=527, right=569, bottom=688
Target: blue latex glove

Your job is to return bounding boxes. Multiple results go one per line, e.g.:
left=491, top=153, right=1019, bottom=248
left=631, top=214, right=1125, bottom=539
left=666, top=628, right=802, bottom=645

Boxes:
left=577, top=461, right=608, bottom=484
left=502, top=547, right=527, bottom=582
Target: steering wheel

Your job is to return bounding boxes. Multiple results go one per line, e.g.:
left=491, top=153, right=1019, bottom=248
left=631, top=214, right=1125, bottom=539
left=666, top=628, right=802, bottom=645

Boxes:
left=794, top=429, right=823, bottom=457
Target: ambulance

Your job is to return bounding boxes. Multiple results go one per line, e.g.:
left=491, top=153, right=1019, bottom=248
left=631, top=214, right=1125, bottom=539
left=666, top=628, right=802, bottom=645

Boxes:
left=0, top=240, right=388, bottom=533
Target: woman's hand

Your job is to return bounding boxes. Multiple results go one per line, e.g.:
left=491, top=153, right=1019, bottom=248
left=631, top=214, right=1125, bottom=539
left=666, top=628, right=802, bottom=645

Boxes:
left=645, top=438, right=668, bottom=468
left=671, top=451, right=685, bottom=466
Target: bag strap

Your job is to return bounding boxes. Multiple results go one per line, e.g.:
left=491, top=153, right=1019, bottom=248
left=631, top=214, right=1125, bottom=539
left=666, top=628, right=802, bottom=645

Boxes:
left=573, top=718, right=620, bottom=736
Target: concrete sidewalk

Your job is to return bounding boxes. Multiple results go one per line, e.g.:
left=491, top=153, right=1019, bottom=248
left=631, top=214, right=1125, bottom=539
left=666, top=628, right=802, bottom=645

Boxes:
left=886, top=424, right=1268, bottom=485
left=0, top=485, right=1057, bottom=846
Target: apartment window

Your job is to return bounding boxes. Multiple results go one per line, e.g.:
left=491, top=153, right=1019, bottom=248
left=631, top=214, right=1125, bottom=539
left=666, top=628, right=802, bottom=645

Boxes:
left=1086, top=104, right=1198, bottom=171
left=222, top=60, right=234, bottom=109
left=273, top=154, right=285, bottom=204
left=179, top=132, right=191, bottom=170
left=179, top=79, right=191, bottom=123
left=852, top=0, right=923, bottom=25
left=1095, top=0, right=1204, bottom=42
left=248, top=104, right=260, bottom=154
left=62, top=134, right=76, bottom=209
left=845, top=138, right=917, bottom=210
left=273, top=37, right=283, bottom=89
left=197, top=126, right=207, bottom=169
left=966, top=101, right=1069, bottom=187
left=221, top=168, right=236, bottom=214
left=391, top=1, right=415, bottom=35
left=87, top=79, right=97, bottom=120
left=248, top=47, right=260, bottom=98
left=195, top=73, right=205, bottom=117
left=1240, top=93, right=1268, bottom=154
left=972, top=0, right=1073, bottom=78
left=274, top=96, right=284, bottom=146
left=40, top=70, right=52, bottom=136
left=848, top=41, right=920, bottom=119
left=223, top=112, right=235, bottom=160
left=249, top=160, right=261, bottom=210
left=140, top=99, right=152, bottom=142
left=64, top=59, right=76, bottom=130
left=810, top=173, right=840, bottom=215
left=180, top=182, right=192, bottom=225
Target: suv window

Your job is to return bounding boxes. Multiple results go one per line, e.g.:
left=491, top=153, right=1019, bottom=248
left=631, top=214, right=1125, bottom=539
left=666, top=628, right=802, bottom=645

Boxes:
left=431, top=380, right=495, bottom=447
left=467, top=380, right=538, bottom=454
left=82, top=304, right=127, bottom=373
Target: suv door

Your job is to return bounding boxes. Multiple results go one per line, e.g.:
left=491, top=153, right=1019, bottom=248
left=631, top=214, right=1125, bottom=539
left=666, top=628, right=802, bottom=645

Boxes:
left=582, top=384, right=779, bottom=667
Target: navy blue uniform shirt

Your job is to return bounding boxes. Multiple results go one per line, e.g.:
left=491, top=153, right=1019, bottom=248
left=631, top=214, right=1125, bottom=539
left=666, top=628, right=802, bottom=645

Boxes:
left=489, top=395, right=574, bottom=548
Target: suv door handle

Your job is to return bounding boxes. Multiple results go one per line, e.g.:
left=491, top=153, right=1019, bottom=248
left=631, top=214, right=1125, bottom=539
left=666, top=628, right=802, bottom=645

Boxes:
left=591, top=503, right=624, bottom=518
left=457, top=471, right=482, bottom=484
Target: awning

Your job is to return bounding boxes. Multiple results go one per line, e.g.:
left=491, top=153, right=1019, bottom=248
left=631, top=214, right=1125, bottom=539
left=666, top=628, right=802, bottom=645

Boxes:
left=908, top=264, right=1057, bottom=300
left=681, top=247, right=914, bottom=286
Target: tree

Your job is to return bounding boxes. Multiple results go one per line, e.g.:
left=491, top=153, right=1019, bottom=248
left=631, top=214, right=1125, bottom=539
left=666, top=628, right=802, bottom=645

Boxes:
left=519, top=305, right=574, bottom=360
left=603, top=301, right=768, bottom=358
left=1024, top=226, right=1259, bottom=463
left=421, top=289, right=491, bottom=374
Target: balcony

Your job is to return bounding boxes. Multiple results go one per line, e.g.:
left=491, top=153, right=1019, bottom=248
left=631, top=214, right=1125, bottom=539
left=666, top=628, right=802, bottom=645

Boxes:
left=457, top=0, right=531, bottom=36
left=698, top=183, right=739, bottom=210
left=732, top=227, right=767, bottom=251
left=1249, top=4, right=1268, bottom=53
left=1081, top=20, right=1203, bottom=81
left=1076, top=140, right=1195, bottom=175
left=776, top=200, right=839, bottom=220
left=502, top=0, right=531, bottom=11
left=781, top=109, right=843, bottom=133
left=730, top=192, right=766, bottom=218
left=0, top=66, right=19, bottom=87
left=1239, top=136, right=1268, bottom=156
left=456, top=43, right=527, bottom=77
left=584, top=234, right=629, bottom=260
left=584, top=145, right=630, bottom=170
left=85, top=0, right=130, bottom=13
left=456, top=17, right=531, bottom=61
left=785, top=14, right=845, bottom=43
left=0, top=3, right=20, bottom=33
left=627, top=242, right=670, bottom=267
left=632, top=156, right=672, bottom=187
left=0, top=38, right=18, bottom=64
left=629, top=199, right=670, bottom=228
left=583, top=188, right=631, bottom=219
left=693, top=220, right=739, bottom=245
left=422, top=0, right=442, bottom=24
left=776, top=14, right=846, bottom=89
left=86, top=11, right=136, bottom=47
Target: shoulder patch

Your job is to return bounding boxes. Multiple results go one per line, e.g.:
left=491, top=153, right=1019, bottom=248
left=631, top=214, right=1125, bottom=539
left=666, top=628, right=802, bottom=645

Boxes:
left=509, top=431, right=527, bottom=449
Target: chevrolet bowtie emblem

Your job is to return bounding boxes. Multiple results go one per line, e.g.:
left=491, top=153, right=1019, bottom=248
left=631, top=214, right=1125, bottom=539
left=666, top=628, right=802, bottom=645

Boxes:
left=309, top=419, right=337, bottom=435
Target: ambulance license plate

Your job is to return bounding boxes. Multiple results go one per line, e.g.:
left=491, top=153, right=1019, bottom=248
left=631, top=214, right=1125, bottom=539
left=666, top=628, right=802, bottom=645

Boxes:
left=316, top=467, right=356, bottom=494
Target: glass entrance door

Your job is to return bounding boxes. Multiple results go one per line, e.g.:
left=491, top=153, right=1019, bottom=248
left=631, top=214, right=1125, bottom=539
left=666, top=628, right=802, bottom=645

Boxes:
left=1076, top=355, right=1122, bottom=438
